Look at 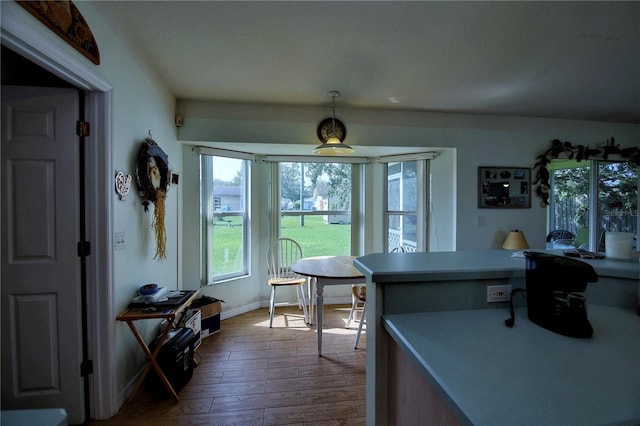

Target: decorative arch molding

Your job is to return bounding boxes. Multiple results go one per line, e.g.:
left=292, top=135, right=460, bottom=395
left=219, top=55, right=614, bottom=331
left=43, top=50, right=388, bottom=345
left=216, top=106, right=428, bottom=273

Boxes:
left=1, top=2, right=109, bottom=91
left=17, top=1, right=100, bottom=65
left=2, top=1, right=115, bottom=419
left=533, top=137, right=640, bottom=207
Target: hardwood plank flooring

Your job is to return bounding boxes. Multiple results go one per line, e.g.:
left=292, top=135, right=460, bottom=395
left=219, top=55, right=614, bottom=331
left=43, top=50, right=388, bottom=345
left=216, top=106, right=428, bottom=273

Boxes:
left=90, top=304, right=366, bottom=425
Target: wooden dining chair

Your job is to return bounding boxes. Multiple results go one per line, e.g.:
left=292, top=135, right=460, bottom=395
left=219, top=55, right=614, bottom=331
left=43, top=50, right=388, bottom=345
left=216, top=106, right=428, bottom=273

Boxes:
left=350, top=285, right=367, bottom=349
left=266, top=238, right=308, bottom=328
left=347, top=246, right=404, bottom=348
left=346, top=284, right=365, bottom=330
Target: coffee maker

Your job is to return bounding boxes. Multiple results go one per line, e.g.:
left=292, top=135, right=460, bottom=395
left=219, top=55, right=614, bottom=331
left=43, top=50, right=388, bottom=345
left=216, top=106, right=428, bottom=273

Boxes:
left=523, top=252, right=598, bottom=338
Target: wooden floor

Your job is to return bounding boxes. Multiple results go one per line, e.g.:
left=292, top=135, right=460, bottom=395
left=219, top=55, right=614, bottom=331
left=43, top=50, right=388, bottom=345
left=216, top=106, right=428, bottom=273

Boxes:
left=91, top=304, right=366, bottom=426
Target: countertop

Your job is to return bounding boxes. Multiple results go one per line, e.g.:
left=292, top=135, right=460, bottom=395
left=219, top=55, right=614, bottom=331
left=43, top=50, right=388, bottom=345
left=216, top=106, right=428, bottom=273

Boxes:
left=354, top=250, right=640, bottom=281
left=384, top=306, right=640, bottom=426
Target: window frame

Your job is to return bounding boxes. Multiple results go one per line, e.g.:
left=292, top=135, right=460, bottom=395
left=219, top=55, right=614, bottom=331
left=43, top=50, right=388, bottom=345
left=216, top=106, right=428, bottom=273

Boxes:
left=549, top=158, right=639, bottom=251
left=265, top=156, right=364, bottom=256
left=199, top=148, right=253, bottom=285
left=382, top=157, right=431, bottom=253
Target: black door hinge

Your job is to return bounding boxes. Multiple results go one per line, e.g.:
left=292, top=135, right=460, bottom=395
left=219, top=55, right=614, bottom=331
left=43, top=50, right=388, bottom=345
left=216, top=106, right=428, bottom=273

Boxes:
left=76, top=121, right=90, bottom=137
left=81, top=360, right=93, bottom=377
left=77, top=241, right=91, bottom=257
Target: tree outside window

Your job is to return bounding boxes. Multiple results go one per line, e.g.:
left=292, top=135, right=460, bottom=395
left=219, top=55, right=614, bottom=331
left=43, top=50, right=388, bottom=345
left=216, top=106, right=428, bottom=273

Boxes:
left=550, top=160, right=638, bottom=250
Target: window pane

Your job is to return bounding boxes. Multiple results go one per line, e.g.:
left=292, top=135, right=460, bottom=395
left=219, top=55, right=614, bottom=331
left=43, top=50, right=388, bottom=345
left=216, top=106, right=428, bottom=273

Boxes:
left=387, top=214, right=416, bottom=252
left=213, top=157, right=244, bottom=211
left=386, top=160, right=421, bottom=252
left=550, top=164, right=590, bottom=236
left=387, top=161, right=417, bottom=211
left=279, top=162, right=352, bottom=257
left=211, top=216, right=244, bottom=275
left=280, top=215, right=351, bottom=257
left=201, top=155, right=248, bottom=282
left=402, top=161, right=417, bottom=211
left=598, top=161, right=638, bottom=242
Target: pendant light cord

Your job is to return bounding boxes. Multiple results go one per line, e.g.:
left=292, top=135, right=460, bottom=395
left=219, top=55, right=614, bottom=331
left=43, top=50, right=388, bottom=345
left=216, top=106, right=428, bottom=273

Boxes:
left=331, top=93, right=336, bottom=137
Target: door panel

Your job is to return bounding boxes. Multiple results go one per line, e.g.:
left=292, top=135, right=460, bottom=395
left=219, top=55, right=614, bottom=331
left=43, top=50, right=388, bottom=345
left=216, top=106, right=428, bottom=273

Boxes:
left=9, top=160, right=56, bottom=259
left=9, top=293, right=60, bottom=393
left=1, top=86, right=84, bottom=423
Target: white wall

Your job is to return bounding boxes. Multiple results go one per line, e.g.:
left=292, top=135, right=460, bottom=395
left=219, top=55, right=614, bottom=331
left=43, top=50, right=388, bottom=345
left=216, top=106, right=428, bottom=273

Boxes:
left=29, top=1, right=183, bottom=408
left=74, top=3, right=182, bottom=406
left=2, top=1, right=184, bottom=415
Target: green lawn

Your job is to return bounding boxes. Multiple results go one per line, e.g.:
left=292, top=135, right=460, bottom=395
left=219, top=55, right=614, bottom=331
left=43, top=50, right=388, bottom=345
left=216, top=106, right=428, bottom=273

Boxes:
left=280, top=215, right=351, bottom=257
left=210, top=215, right=351, bottom=276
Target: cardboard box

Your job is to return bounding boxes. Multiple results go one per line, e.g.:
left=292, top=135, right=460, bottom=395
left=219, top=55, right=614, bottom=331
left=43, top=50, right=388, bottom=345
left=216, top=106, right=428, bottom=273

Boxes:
left=201, top=313, right=220, bottom=338
left=190, top=296, right=222, bottom=338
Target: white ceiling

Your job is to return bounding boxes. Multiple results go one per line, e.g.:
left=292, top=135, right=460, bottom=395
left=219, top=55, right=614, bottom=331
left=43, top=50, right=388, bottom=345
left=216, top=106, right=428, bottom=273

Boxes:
left=95, top=1, right=639, bottom=125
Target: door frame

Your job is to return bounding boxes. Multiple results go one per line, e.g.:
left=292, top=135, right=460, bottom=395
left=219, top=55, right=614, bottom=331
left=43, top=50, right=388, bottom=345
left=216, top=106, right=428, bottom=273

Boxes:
left=1, top=2, right=116, bottom=419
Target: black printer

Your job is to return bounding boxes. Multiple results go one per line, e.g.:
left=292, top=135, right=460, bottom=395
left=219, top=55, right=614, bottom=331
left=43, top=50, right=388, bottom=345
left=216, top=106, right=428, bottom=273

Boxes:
left=148, top=327, right=197, bottom=394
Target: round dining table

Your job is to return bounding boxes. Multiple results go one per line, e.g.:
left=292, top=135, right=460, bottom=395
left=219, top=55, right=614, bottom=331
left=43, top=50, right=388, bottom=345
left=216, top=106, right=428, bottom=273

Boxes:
left=290, top=255, right=366, bottom=356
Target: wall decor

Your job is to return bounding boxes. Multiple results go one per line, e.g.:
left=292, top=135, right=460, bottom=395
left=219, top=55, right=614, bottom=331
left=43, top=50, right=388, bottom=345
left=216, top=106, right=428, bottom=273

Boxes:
left=533, top=137, right=640, bottom=207
left=170, top=171, right=180, bottom=185
left=114, top=171, right=132, bottom=201
left=135, top=131, right=169, bottom=260
left=478, top=167, right=531, bottom=208
left=17, top=1, right=100, bottom=65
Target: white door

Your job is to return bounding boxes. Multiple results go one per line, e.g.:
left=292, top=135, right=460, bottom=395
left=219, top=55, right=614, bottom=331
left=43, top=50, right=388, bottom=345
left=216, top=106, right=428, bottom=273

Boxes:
left=1, top=86, right=85, bottom=424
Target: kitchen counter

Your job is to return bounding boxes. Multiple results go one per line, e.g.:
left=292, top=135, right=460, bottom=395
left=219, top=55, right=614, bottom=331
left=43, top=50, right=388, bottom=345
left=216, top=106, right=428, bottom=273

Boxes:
left=384, top=306, right=640, bottom=425
left=353, top=250, right=640, bottom=425
left=355, top=249, right=640, bottom=282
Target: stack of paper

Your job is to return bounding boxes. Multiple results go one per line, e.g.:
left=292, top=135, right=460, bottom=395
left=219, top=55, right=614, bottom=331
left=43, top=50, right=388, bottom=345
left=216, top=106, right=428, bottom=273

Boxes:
left=132, top=286, right=170, bottom=303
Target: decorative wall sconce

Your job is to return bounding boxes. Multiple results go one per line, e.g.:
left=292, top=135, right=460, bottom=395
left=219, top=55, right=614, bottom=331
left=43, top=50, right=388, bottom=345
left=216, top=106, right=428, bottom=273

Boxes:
left=115, top=171, right=132, bottom=200
left=314, top=90, right=354, bottom=155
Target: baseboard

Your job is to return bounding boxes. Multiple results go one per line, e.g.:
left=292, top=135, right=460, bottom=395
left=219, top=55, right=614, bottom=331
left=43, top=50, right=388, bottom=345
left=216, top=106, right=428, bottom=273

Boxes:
left=220, top=301, right=261, bottom=320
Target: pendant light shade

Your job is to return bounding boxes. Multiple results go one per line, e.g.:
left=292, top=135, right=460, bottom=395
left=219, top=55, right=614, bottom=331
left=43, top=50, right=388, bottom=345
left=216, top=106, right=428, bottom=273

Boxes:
left=314, top=91, right=354, bottom=155
left=314, top=138, right=354, bottom=155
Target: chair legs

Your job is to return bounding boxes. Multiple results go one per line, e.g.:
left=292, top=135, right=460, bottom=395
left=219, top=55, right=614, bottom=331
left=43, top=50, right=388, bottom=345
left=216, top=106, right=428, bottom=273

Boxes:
left=346, top=291, right=358, bottom=329
left=354, top=302, right=366, bottom=349
left=296, top=285, right=308, bottom=324
left=269, top=284, right=307, bottom=328
left=307, top=278, right=316, bottom=324
left=269, top=286, right=276, bottom=328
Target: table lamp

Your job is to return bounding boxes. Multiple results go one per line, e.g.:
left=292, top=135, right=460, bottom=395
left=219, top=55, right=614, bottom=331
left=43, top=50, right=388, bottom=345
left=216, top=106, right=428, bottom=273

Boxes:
left=502, top=229, right=529, bottom=250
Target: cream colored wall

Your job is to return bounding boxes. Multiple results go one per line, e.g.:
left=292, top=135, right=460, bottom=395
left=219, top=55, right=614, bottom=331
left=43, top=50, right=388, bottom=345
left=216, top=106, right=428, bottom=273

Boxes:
left=66, top=2, right=182, bottom=406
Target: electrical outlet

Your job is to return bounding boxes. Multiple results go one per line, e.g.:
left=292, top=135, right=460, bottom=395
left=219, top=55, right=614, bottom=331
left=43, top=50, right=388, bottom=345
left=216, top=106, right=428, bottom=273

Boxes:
left=487, top=285, right=511, bottom=303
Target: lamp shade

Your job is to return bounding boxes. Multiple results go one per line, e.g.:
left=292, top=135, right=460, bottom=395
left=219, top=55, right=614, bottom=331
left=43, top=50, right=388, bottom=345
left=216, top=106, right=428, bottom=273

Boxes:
left=502, top=230, right=529, bottom=250
left=313, top=139, right=354, bottom=155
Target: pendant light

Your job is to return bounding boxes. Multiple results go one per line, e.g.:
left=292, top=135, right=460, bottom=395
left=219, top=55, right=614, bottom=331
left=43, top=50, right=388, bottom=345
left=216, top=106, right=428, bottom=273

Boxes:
left=314, top=90, right=354, bottom=155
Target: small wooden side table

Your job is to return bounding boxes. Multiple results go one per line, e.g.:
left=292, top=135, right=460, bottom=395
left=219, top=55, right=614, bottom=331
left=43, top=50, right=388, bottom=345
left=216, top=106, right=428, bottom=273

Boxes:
left=116, top=290, right=199, bottom=402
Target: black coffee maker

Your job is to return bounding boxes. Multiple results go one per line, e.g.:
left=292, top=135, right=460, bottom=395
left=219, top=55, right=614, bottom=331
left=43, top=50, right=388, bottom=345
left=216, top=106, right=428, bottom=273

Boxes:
left=523, top=252, right=598, bottom=338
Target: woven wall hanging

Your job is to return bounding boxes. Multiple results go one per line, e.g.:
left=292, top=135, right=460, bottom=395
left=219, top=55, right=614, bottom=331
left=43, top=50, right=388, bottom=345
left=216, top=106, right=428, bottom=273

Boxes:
left=135, top=132, right=169, bottom=260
